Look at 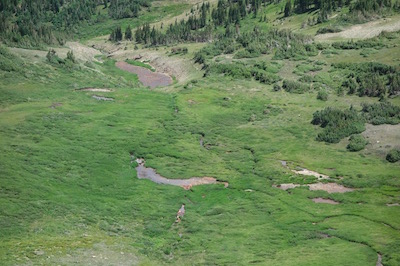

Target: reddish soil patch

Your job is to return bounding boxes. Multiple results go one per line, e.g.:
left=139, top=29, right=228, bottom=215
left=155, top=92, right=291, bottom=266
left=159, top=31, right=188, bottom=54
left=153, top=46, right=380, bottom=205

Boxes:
left=115, top=61, right=172, bottom=88
left=312, top=197, right=339, bottom=205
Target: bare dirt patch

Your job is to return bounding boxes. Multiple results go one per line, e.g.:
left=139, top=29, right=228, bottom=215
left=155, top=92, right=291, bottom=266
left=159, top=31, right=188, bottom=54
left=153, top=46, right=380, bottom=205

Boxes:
left=312, top=197, right=340, bottom=204
left=362, top=123, right=400, bottom=156
left=387, top=203, right=400, bottom=207
left=115, top=61, right=172, bottom=88
left=316, top=17, right=400, bottom=41
left=78, top=88, right=112, bottom=92
left=92, top=95, right=114, bottom=101
left=308, top=183, right=354, bottom=193
left=65, top=42, right=102, bottom=62
left=274, top=182, right=354, bottom=193
left=377, top=253, right=383, bottom=266
left=135, top=158, right=228, bottom=190
left=292, top=168, right=329, bottom=180
left=9, top=42, right=102, bottom=63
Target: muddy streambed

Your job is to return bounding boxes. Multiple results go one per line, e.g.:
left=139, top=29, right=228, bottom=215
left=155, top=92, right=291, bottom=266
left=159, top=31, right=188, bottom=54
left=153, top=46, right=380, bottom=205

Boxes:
left=116, top=61, right=172, bottom=88
left=135, top=158, right=228, bottom=190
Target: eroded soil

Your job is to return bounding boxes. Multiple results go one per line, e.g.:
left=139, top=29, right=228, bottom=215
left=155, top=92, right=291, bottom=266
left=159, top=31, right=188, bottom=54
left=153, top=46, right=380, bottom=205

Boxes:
left=362, top=123, right=400, bottom=156
left=312, top=197, right=340, bottom=204
left=316, top=17, right=400, bottom=41
left=115, top=61, right=172, bottom=88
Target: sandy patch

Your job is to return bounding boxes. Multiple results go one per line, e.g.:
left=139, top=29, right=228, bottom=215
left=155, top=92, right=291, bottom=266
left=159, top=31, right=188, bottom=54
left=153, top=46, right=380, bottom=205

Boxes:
left=292, top=168, right=329, bottom=180
left=308, top=183, right=354, bottom=193
left=362, top=123, right=400, bottom=156
left=376, top=253, right=383, bottom=266
left=65, top=42, right=102, bottom=62
left=274, top=182, right=354, bottom=193
left=316, top=17, right=400, bottom=41
left=78, top=88, right=112, bottom=92
left=312, top=197, right=340, bottom=204
left=387, top=203, right=400, bottom=207
left=115, top=61, right=172, bottom=88
left=92, top=95, right=114, bottom=101
left=9, top=42, right=102, bottom=63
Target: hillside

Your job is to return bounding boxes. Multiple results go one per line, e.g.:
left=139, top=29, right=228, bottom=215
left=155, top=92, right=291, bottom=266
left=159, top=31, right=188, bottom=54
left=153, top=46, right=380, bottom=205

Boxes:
left=1, top=0, right=400, bottom=265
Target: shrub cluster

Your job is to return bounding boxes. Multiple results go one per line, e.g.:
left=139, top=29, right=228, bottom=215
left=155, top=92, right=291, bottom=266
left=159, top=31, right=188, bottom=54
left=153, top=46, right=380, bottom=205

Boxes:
left=361, top=102, right=400, bottom=125
left=0, top=46, right=23, bottom=73
left=386, top=149, right=400, bottom=163
left=336, top=62, right=398, bottom=97
left=46, top=49, right=76, bottom=69
left=312, top=107, right=365, bottom=143
left=194, top=29, right=315, bottom=64
left=204, top=62, right=281, bottom=85
left=282, top=80, right=310, bottom=94
left=347, top=134, right=368, bottom=152
left=316, top=26, right=342, bottom=35
left=317, top=90, right=328, bottom=101
left=171, top=47, right=188, bottom=55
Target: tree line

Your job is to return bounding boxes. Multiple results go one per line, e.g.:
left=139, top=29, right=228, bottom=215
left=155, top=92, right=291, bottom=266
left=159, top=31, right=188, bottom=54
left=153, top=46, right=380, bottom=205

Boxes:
left=0, top=0, right=150, bottom=47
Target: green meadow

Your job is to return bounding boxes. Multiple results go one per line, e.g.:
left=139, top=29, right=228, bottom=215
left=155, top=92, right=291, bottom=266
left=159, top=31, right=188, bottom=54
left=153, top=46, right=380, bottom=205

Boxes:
left=1, top=0, right=400, bottom=265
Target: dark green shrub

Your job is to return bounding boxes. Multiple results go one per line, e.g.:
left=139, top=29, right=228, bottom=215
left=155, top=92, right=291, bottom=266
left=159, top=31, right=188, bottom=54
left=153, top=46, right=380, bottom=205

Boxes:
left=282, top=80, right=309, bottom=94
left=312, top=107, right=365, bottom=143
left=361, top=102, right=400, bottom=125
left=273, top=84, right=281, bottom=91
left=0, top=46, right=22, bottom=72
left=386, top=149, right=400, bottom=163
left=317, top=90, right=328, bottom=101
left=347, top=134, right=368, bottom=151
left=316, top=26, right=342, bottom=35
left=46, top=49, right=64, bottom=65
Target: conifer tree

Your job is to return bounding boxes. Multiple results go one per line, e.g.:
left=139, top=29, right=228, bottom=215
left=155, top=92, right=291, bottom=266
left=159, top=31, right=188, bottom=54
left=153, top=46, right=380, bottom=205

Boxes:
left=284, top=0, right=292, bottom=17
left=125, top=25, right=132, bottom=41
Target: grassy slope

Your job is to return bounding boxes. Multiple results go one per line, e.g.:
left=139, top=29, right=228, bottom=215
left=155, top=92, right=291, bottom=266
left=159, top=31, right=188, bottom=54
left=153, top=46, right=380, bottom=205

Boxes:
left=1, top=2, right=400, bottom=266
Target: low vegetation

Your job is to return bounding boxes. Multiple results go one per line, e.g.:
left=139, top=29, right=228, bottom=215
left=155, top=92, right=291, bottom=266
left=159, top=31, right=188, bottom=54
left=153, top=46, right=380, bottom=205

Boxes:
left=1, top=0, right=400, bottom=265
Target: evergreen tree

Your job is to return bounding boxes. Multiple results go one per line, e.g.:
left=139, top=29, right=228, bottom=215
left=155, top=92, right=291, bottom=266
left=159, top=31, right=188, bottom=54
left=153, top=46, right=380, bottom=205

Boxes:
left=125, top=25, right=132, bottom=41
left=110, top=26, right=122, bottom=42
left=284, top=0, right=292, bottom=17
left=66, top=50, right=76, bottom=63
